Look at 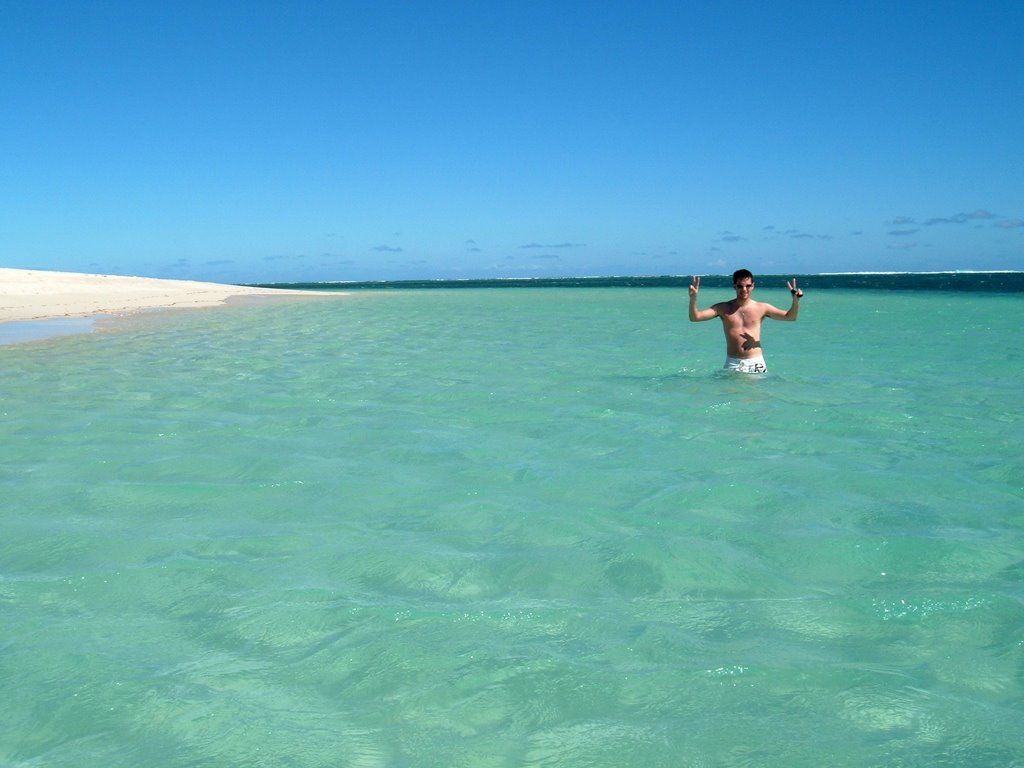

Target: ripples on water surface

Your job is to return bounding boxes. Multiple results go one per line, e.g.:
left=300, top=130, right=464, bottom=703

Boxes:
left=1, top=289, right=1022, bottom=766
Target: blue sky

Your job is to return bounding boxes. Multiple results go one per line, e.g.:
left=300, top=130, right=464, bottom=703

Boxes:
left=2, top=1, right=1022, bottom=283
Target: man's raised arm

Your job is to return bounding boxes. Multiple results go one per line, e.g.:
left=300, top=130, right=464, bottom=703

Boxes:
left=688, top=275, right=718, bottom=322
left=766, top=278, right=805, bottom=321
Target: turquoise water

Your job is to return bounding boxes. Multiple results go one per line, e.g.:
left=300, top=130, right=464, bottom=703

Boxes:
left=2, top=288, right=1022, bottom=766
left=0, top=317, right=98, bottom=346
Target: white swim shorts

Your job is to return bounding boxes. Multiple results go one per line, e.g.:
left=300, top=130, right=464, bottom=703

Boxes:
left=724, top=355, right=767, bottom=374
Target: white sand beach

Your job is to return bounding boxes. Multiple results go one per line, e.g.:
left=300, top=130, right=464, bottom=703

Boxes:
left=0, top=268, right=335, bottom=324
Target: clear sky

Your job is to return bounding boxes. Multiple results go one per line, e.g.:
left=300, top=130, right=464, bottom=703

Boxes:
left=2, top=1, right=1022, bottom=283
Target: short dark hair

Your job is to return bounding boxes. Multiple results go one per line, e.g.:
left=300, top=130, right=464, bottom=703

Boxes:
left=733, top=269, right=754, bottom=284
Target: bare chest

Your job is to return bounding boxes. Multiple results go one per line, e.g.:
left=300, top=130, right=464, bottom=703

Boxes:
left=722, top=304, right=764, bottom=330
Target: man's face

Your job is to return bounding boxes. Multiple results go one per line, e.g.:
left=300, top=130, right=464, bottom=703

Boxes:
left=734, top=279, right=754, bottom=298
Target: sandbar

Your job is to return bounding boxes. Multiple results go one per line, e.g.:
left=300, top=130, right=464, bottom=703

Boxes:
left=0, top=268, right=336, bottom=323
left=0, top=268, right=338, bottom=344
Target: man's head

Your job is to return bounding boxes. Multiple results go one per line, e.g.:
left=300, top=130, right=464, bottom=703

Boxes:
left=733, top=269, right=754, bottom=298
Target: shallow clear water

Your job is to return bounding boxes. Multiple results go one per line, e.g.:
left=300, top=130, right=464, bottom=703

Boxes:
left=0, top=316, right=98, bottom=345
left=2, top=288, right=1022, bottom=766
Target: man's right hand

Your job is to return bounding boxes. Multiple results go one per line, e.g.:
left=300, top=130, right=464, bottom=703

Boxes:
left=689, top=275, right=701, bottom=298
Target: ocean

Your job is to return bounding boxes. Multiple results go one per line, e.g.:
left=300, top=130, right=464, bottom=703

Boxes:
left=2, top=276, right=1023, bottom=767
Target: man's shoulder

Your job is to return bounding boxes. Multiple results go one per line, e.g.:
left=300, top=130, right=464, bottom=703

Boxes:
left=753, top=300, right=786, bottom=318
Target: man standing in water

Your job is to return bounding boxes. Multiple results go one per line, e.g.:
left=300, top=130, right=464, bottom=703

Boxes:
left=688, top=269, right=804, bottom=373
